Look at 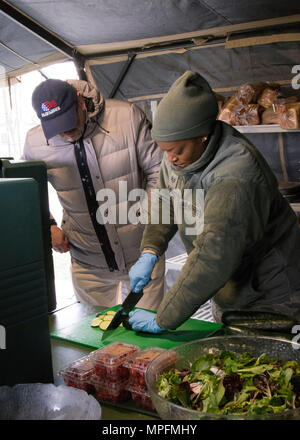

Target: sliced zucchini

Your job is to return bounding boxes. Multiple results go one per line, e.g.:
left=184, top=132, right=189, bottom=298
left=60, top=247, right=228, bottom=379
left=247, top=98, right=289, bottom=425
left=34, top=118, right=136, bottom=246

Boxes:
left=91, top=310, right=120, bottom=330
left=101, top=315, right=113, bottom=321
left=91, top=317, right=102, bottom=327
left=99, top=320, right=111, bottom=330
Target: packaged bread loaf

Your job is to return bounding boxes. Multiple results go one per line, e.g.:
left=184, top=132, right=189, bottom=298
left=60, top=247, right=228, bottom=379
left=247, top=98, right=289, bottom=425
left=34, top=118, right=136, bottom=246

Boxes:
left=235, top=104, right=261, bottom=126
left=279, top=103, right=300, bottom=130
left=218, top=107, right=236, bottom=125
left=257, top=86, right=281, bottom=108
left=261, top=107, right=280, bottom=124
left=218, top=96, right=242, bottom=125
left=236, top=83, right=265, bottom=104
left=275, top=97, right=299, bottom=113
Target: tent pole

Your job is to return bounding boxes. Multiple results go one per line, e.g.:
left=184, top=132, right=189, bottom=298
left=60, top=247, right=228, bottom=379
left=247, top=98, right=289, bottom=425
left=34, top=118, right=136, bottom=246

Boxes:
left=74, top=59, right=88, bottom=81
left=109, top=53, right=136, bottom=98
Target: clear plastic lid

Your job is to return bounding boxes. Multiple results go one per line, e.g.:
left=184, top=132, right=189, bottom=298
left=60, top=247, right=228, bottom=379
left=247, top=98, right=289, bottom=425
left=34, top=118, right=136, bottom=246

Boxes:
left=59, top=355, right=95, bottom=380
left=90, top=342, right=140, bottom=366
left=124, top=347, right=165, bottom=372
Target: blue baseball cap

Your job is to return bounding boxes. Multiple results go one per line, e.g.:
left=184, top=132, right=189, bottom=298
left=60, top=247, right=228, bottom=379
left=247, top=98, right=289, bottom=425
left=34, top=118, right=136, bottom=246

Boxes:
left=32, top=79, right=78, bottom=139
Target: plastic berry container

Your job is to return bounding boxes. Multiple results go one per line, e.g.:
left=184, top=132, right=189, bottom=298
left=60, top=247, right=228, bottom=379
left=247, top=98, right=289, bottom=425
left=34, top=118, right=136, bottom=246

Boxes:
left=89, top=374, right=131, bottom=403
left=90, top=342, right=140, bottom=381
left=60, top=355, right=95, bottom=393
left=124, top=347, right=165, bottom=391
left=127, top=386, right=156, bottom=411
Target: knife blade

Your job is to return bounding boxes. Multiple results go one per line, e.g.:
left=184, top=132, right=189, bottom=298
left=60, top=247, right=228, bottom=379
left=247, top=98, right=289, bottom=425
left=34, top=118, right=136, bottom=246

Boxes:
left=101, top=289, right=143, bottom=341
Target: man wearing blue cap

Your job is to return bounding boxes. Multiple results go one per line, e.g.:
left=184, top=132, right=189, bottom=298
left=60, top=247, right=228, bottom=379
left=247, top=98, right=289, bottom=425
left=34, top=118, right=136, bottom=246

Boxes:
left=128, top=70, right=300, bottom=333
left=23, top=78, right=165, bottom=309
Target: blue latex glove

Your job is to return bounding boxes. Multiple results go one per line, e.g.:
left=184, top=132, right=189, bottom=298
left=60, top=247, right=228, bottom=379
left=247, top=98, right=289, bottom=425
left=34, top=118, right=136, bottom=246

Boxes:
left=128, top=309, right=165, bottom=334
left=129, top=252, right=158, bottom=293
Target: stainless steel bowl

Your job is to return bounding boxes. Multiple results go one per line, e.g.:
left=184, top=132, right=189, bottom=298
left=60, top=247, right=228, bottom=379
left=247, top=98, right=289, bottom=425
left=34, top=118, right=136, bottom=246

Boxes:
left=145, top=335, right=300, bottom=420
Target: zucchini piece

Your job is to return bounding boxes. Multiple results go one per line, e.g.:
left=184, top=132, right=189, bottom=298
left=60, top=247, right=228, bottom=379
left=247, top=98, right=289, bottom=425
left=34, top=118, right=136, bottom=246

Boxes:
left=222, top=311, right=297, bottom=333
left=99, top=321, right=111, bottom=330
left=102, top=315, right=113, bottom=321
left=91, top=317, right=102, bottom=327
left=96, top=310, right=116, bottom=317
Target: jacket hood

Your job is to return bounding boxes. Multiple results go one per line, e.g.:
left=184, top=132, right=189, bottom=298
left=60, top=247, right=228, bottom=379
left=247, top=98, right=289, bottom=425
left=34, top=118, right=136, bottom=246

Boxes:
left=66, top=79, right=104, bottom=121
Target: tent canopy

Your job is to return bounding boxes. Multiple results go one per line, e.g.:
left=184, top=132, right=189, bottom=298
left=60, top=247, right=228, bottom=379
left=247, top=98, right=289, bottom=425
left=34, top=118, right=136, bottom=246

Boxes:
left=1, top=0, right=300, bottom=100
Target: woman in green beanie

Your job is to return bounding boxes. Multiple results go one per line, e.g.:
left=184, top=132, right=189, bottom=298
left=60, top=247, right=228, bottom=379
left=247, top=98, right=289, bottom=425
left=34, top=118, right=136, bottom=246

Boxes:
left=128, top=71, right=300, bottom=333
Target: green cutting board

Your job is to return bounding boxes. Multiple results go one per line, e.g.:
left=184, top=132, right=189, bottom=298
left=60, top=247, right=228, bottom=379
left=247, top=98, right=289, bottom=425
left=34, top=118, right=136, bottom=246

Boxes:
left=50, top=306, right=222, bottom=350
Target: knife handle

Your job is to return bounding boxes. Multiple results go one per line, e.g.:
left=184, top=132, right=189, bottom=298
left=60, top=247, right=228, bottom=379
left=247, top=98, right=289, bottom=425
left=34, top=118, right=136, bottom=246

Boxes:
left=122, top=289, right=144, bottom=312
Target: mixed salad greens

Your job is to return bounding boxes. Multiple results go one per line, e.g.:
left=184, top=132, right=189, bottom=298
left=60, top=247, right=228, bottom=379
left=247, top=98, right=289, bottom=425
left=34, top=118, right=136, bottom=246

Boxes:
left=156, top=350, right=300, bottom=415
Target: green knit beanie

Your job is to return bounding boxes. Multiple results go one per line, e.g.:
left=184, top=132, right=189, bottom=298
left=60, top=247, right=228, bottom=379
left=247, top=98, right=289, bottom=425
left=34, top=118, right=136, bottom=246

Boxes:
left=152, top=70, right=218, bottom=142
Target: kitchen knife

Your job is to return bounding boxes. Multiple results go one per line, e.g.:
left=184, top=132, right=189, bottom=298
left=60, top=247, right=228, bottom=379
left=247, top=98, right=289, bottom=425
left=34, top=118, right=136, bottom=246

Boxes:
left=100, top=289, right=144, bottom=341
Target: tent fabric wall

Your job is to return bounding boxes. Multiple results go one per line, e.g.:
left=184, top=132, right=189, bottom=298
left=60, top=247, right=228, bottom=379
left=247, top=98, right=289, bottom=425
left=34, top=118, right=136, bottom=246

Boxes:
left=0, top=14, right=58, bottom=74
left=88, top=41, right=300, bottom=100
left=245, top=132, right=300, bottom=184
left=1, top=2, right=300, bottom=182
left=1, top=0, right=300, bottom=94
left=6, top=0, right=300, bottom=46
left=6, top=0, right=227, bottom=45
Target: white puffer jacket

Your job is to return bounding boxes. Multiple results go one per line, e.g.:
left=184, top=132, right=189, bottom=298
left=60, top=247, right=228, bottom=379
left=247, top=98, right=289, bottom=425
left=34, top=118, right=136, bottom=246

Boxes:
left=23, top=80, right=163, bottom=272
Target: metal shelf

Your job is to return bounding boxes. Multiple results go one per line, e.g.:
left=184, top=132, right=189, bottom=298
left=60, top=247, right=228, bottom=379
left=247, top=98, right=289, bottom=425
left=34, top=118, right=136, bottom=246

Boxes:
left=291, top=203, right=300, bottom=212
left=234, top=125, right=300, bottom=133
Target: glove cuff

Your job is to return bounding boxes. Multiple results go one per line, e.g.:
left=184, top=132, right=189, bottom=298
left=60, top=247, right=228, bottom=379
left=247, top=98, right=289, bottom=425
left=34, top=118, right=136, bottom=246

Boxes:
left=142, top=249, right=158, bottom=257
left=140, top=252, right=158, bottom=265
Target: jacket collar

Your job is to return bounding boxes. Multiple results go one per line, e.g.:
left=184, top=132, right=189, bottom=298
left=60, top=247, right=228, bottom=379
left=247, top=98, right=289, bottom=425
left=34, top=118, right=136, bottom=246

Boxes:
left=169, top=120, right=222, bottom=176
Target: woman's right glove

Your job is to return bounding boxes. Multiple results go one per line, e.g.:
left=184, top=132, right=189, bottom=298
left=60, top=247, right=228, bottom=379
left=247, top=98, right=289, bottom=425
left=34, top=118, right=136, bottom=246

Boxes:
left=129, top=252, right=158, bottom=293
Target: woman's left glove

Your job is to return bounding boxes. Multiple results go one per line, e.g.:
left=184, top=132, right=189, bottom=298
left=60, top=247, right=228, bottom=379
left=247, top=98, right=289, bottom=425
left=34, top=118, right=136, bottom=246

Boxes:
left=128, top=310, right=165, bottom=334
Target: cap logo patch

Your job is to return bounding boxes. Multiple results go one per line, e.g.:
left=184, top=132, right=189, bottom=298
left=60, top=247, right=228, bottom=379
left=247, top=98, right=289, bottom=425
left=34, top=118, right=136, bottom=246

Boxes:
left=41, top=100, right=61, bottom=117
